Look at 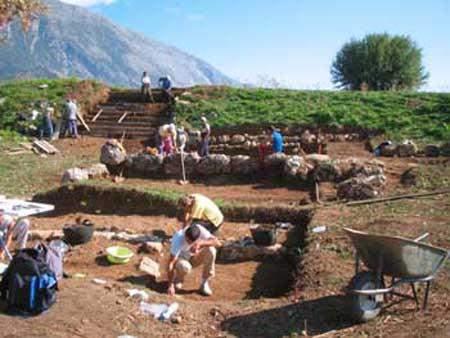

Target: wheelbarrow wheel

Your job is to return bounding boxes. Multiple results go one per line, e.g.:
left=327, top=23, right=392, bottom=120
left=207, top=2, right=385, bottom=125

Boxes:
left=348, top=271, right=382, bottom=322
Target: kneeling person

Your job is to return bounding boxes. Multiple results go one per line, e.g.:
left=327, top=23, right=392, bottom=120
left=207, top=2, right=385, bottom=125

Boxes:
left=0, top=211, right=30, bottom=260
left=179, top=194, right=224, bottom=234
left=167, top=224, right=221, bottom=296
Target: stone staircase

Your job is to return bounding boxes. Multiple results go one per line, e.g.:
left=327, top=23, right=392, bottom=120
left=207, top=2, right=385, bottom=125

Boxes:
left=85, top=89, right=176, bottom=139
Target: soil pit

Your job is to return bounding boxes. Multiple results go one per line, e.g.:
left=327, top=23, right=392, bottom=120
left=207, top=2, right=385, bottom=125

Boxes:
left=31, top=213, right=301, bottom=302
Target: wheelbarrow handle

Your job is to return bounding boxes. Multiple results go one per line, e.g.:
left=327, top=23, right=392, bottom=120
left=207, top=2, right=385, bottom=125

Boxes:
left=414, top=233, right=429, bottom=242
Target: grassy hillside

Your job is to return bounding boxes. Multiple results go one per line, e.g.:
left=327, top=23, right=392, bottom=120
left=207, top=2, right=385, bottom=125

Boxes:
left=0, top=78, right=108, bottom=133
left=177, top=86, right=450, bottom=141
left=1, top=79, right=449, bottom=141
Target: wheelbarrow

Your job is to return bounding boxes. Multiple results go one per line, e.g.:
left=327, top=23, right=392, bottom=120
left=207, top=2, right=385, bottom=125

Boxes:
left=344, top=228, right=449, bottom=322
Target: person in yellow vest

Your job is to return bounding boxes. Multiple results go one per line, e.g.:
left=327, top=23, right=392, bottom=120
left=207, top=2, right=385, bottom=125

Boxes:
left=178, top=194, right=224, bottom=234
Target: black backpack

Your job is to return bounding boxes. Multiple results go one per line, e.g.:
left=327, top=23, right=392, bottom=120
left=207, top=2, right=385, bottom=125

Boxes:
left=0, top=248, right=58, bottom=316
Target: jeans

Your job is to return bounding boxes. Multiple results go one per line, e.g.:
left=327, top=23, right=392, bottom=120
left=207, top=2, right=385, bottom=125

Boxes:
left=198, top=138, right=209, bottom=157
left=39, top=116, right=54, bottom=139
left=68, top=119, right=78, bottom=137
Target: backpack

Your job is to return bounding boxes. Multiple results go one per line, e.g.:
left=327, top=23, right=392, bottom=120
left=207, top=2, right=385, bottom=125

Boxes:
left=0, top=248, right=58, bottom=316
left=35, top=243, right=64, bottom=281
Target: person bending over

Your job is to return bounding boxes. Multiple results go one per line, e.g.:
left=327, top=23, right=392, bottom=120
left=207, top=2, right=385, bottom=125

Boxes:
left=167, top=224, right=221, bottom=296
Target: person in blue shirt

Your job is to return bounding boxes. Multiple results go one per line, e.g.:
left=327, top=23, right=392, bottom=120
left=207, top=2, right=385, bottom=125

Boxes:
left=267, top=126, right=284, bottom=153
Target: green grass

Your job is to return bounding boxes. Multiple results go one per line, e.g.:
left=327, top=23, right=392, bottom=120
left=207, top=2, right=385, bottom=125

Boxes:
left=177, top=86, right=450, bottom=142
left=0, top=78, right=105, bottom=131
left=0, top=141, right=98, bottom=197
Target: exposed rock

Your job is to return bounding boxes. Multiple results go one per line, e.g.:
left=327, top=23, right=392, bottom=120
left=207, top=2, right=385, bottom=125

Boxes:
left=424, top=145, right=440, bottom=157
left=397, top=142, right=418, bottom=157
left=218, top=135, right=230, bottom=144
left=313, top=161, right=342, bottom=182
left=218, top=240, right=285, bottom=262
left=86, top=163, right=109, bottom=179
left=196, top=154, right=231, bottom=175
left=61, top=168, right=89, bottom=184
left=230, top=134, right=246, bottom=145
left=264, top=153, right=287, bottom=174
left=337, top=175, right=386, bottom=200
left=139, top=257, right=160, bottom=279
left=230, top=155, right=259, bottom=175
left=400, top=166, right=420, bottom=186
left=284, top=156, right=311, bottom=180
left=304, top=154, right=330, bottom=165
left=300, top=130, right=316, bottom=144
left=100, top=139, right=127, bottom=166
left=127, top=153, right=163, bottom=174
left=440, top=142, right=450, bottom=157
left=380, top=144, right=397, bottom=157
left=163, top=152, right=200, bottom=176
left=339, top=158, right=385, bottom=180
left=140, top=241, right=163, bottom=254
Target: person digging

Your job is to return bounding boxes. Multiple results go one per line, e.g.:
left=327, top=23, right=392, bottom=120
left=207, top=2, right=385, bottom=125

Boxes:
left=0, top=210, right=30, bottom=261
left=178, top=194, right=224, bottom=234
left=167, top=224, right=221, bottom=297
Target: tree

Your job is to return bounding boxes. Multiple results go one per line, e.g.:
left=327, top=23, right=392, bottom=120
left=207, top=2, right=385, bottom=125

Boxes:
left=0, top=0, right=46, bottom=32
left=331, top=33, right=428, bottom=91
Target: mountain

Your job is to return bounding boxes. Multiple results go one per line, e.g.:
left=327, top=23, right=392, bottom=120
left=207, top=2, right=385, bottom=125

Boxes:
left=0, top=0, right=236, bottom=87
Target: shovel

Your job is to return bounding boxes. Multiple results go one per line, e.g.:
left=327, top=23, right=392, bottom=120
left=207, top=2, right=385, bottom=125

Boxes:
left=178, top=148, right=189, bottom=185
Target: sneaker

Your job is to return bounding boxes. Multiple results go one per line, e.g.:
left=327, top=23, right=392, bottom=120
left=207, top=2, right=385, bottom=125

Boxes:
left=200, top=280, right=213, bottom=296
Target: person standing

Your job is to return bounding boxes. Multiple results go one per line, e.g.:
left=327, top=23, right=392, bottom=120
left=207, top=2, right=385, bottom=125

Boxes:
left=159, top=75, right=173, bottom=104
left=141, top=72, right=154, bottom=102
left=267, top=126, right=284, bottom=153
left=39, top=106, right=54, bottom=139
left=0, top=210, right=30, bottom=260
left=67, top=99, right=79, bottom=138
left=167, top=224, right=221, bottom=297
left=198, top=116, right=211, bottom=157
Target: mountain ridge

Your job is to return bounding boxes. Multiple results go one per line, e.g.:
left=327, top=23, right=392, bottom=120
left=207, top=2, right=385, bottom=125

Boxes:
left=0, top=0, right=236, bottom=88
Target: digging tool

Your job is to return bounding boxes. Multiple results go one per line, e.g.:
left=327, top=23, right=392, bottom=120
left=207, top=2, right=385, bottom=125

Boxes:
left=178, top=148, right=189, bottom=185
left=0, top=230, right=13, bottom=262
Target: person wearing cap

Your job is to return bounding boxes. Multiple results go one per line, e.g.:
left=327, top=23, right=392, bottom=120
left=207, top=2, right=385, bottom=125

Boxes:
left=167, top=223, right=221, bottom=297
left=0, top=210, right=30, bottom=260
left=198, top=116, right=211, bottom=157
left=141, top=71, right=154, bottom=102
left=178, top=193, right=224, bottom=234
left=158, top=123, right=177, bottom=155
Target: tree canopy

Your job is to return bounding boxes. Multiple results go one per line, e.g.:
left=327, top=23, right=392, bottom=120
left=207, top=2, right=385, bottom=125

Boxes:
left=331, top=33, right=429, bottom=91
left=0, top=0, right=45, bottom=32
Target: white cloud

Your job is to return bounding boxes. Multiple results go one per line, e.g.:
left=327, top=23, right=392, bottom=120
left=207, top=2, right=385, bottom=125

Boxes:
left=60, top=0, right=117, bottom=7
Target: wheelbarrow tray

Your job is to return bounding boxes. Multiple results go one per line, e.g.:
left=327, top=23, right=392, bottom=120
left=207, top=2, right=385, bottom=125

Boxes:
left=345, top=228, right=448, bottom=279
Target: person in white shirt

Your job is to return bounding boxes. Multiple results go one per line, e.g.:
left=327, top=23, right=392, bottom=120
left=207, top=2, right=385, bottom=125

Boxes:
left=158, top=123, right=177, bottom=155
left=0, top=210, right=30, bottom=260
left=66, top=99, right=79, bottom=138
left=198, top=116, right=211, bottom=157
left=141, top=71, right=154, bottom=102
left=167, top=224, right=221, bottom=296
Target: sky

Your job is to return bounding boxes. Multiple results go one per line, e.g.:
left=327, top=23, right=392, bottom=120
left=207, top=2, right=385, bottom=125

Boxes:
left=61, top=0, right=450, bottom=91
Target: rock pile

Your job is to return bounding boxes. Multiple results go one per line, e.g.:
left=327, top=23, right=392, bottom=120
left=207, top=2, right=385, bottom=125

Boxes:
left=61, top=164, right=109, bottom=184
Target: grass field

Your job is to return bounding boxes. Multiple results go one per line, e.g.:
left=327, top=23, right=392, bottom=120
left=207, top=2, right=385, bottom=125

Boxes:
left=178, top=86, right=450, bottom=141
left=1, top=79, right=449, bottom=142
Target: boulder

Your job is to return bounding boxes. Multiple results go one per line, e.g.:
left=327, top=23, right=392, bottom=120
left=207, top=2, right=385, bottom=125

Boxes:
left=87, top=163, right=109, bottom=179
left=230, top=134, right=246, bottom=145
left=218, top=135, right=230, bottom=144
left=196, top=154, right=231, bottom=175
left=400, top=166, right=420, bottom=186
left=140, top=241, right=163, bottom=254
left=380, top=144, right=397, bottom=157
left=300, top=130, right=316, bottom=144
left=139, top=257, right=160, bottom=279
left=61, top=168, right=89, bottom=184
left=304, top=154, right=330, bottom=165
left=397, top=142, right=418, bottom=157
left=337, top=174, right=386, bottom=200
left=230, top=155, right=259, bottom=175
left=163, top=152, right=200, bottom=176
left=264, top=153, right=287, bottom=175
left=126, top=153, right=163, bottom=175
left=313, top=161, right=342, bottom=182
left=284, top=156, right=311, bottom=180
left=440, top=142, right=450, bottom=157
left=424, top=145, right=440, bottom=157
left=100, top=140, right=127, bottom=166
